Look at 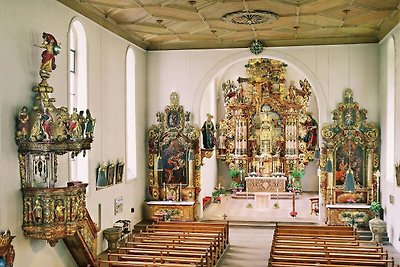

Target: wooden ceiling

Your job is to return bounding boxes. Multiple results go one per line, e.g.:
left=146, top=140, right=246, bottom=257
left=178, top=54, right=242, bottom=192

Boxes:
left=58, top=0, right=400, bottom=50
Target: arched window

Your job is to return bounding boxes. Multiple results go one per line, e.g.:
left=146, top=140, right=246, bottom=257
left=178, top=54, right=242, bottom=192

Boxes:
left=386, top=36, right=395, bottom=183
left=68, top=19, right=88, bottom=183
left=126, top=47, right=137, bottom=180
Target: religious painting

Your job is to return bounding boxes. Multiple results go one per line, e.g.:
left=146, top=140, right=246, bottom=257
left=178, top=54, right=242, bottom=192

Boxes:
left=167, top=111, right=179, bottom=128
left=107, top=162, right=116, bottom=185
left=161, top=138, right=187, bottom=185
left=335, top=139, right=365, bottom=187
left=115, top=161, right=124, bottom=184
left=342, top=107, right=357, bottom=126
left=335, top=190, right=367, bottom=204
left=96, top=162, right=107, bottom=189
left=396, top=164, right=400, bottom=187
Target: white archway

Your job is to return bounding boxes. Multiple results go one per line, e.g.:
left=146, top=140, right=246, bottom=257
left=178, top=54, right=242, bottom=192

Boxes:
left=192, top=49, right=327, bottom=139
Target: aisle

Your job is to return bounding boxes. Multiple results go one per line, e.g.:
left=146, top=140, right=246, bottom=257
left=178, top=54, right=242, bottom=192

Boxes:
left=203, top=192, right=320, bottom=224
left=217, top=226, right=273, bottom=267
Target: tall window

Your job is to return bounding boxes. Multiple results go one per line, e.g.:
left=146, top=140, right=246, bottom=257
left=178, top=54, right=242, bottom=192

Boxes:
left=68, top=19, right=88, bottom=183
left=386, top=36, right=395, bottom=183
left=126, top=47, right=137, bottom=180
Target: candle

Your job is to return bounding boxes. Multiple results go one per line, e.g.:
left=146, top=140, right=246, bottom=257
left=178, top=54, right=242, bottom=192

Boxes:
left=179, top=183, right=182, bottom=201
left=163, top=182, right=166, bottom=201
left=218, top=183, right=221, bottom=190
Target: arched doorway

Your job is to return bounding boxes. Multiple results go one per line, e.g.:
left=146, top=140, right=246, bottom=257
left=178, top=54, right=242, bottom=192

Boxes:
left=195, top=50, right=324, bottom=222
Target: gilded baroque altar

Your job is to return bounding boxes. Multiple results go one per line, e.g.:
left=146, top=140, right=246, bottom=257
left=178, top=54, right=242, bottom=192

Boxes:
left=320, top=89, right=379, bottom=226
left=146, top=92, right=202, bottom=221
left=218, top=58, right=318, bottom=189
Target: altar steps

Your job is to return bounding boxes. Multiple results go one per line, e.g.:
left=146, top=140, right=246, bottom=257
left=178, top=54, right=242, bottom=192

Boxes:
left=357, top=227, right=390, bottom=243
left=232, top=192, right=300, bottom=199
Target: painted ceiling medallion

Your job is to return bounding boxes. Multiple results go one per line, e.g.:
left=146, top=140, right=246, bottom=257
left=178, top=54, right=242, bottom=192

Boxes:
left=222, top=10, right=279, bottom=25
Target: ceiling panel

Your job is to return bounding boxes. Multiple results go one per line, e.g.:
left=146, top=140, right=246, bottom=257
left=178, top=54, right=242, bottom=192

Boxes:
left=58, top=0, right=400, bottom=50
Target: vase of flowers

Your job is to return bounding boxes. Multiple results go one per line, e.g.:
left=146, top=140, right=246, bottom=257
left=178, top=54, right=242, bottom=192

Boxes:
left=368, top=201, right=386, bottom=243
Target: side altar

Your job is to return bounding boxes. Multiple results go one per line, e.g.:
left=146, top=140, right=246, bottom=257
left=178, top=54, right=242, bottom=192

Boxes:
left=146, top=92, right=202, bottom=221
left=320, top=89, right=379, bottom=226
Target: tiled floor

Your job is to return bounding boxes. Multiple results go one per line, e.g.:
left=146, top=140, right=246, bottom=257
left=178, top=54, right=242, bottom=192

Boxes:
left=203, top=192, right=320, bottom=224
left=201, top=192, right=400, bottom=266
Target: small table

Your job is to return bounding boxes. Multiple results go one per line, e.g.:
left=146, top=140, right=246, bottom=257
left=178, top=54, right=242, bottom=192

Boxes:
left=254, top=192, right=271, bottom=209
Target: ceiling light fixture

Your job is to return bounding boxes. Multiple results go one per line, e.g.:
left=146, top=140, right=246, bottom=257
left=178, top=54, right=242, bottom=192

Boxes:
left=222, top=10, right=279, bottom=25
left=249, top=39, right=264, bottom=55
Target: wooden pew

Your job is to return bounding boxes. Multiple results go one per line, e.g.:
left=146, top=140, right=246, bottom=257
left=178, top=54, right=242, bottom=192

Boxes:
left=116, top=247, right=211, bottom=267
left=98, top=259, right=198, bottom=267
left=102, top=221, right=229, bottom=267
left=138, top=229, right=224, bottom=255
left=269, top=224, right=396, bottom=267
left=146, top=221, right=229, bottom=247
left=108, top=253, right=206, bottom=266
left=125, top=239, right=217, bottom=264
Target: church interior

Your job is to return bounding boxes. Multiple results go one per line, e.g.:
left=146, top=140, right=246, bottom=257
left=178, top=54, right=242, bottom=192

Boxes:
left=1, top=0, right=400, bottom=266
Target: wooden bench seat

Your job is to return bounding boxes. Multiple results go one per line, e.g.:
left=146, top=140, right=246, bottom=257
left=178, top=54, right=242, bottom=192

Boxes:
left=269, top=255, right=394, bottom=266
left=99, top=221, right=229, bottom=267
left=116, top=247, right=211, bottom=267
left=108, top=253, right=207, bottom=267
left=98, top=259, right=198, bottom=267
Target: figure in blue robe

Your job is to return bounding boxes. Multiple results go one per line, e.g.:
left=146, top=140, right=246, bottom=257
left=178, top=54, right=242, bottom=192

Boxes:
left=344, top=167, right=355, bottom=192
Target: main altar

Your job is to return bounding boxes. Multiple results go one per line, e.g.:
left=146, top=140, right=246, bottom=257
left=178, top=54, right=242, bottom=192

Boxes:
left=217, top=58, right=318, bottom=189
left=319, top=89, right=379, bottom=226
left=245, top=175, right=287, bottom=192
left=146, top=92, right=202, bottom=221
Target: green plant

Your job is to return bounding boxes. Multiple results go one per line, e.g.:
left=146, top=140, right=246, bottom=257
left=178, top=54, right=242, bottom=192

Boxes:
left=370, top=201, right=382, bottom=215
left=231, top=181, right=240, bottom=189
left=291, top=169, right=304, bottom=179
left=212, top=188, right=226, bottom=201
left=228, top=168, right=240, bottom=179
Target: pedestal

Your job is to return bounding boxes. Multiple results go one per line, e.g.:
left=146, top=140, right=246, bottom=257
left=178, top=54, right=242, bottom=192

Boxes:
left=254, top=192, right=271, bottom=209
left=103, top=227, right=121, bottom=251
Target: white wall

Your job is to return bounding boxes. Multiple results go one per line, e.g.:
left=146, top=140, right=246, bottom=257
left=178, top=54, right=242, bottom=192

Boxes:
left=0, top=0, right=147, bottom=266
left=147, top=44, right=379, bottom=197
left=379, top=23, right=400, bottom=252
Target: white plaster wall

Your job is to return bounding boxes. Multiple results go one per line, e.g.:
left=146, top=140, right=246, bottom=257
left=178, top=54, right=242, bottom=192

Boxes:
left=0, top=0, right=147, bottom=266
left=379, top=23, right=400, bottom=252
left=147, top=44, right=379, bottom=198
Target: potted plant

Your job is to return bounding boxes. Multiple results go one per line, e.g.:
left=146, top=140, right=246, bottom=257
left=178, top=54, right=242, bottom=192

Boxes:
left=288, top=169, right=304, bottom=193
left=230, top=181, right=240, bottom=193
left=212, top=188, right=226, bottom=203
left=369, top=201, right=386, bottom=243
left=228, top=168, right=241, bottom=182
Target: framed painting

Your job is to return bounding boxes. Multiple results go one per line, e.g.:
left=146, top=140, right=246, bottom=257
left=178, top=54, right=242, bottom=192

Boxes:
left=96, top=162, right=107, bottom=189
left=167, top=111, right=180, bottom=128
left=107, top=162, right=116, bottom=185
left=161, top=138, right=187, bottom=185
left=334, top=139, right=365, bottom=187
left=116, top=161, right=124, bottom=184
left=396, top=164, right=400, bottom=187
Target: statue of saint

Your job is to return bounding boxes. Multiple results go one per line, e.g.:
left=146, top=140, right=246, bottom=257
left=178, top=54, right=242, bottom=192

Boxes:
left=201, top=113, right=215, bottom=149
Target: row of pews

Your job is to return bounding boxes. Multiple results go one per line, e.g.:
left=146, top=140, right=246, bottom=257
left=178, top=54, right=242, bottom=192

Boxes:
left=98, top=221, right=229, bottom=267
left=268, top=224, right=398, bottom=267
